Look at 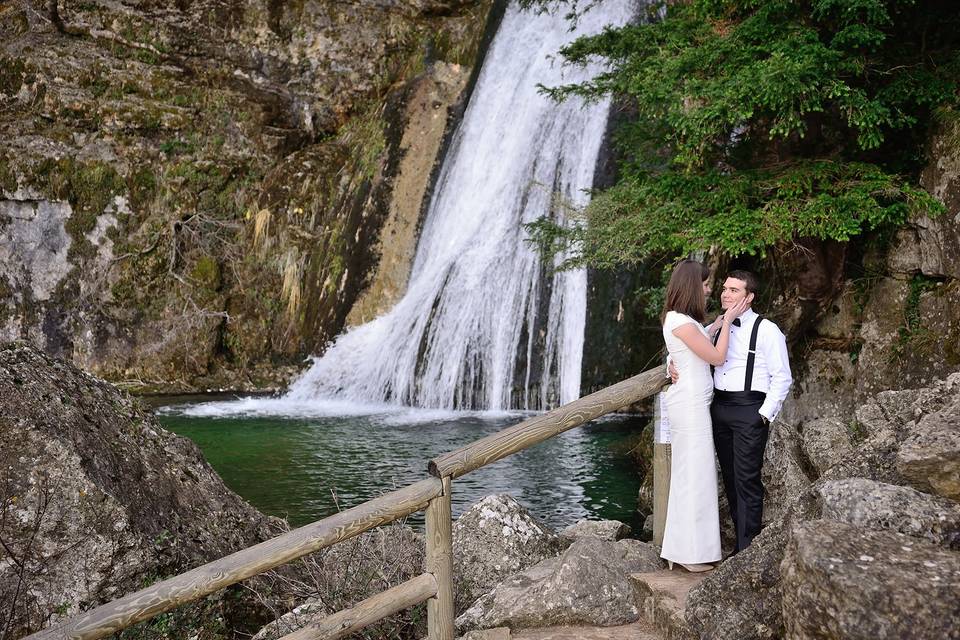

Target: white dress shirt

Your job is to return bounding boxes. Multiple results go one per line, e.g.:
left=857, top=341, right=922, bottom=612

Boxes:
left=712, top=308, right=792, bottom=421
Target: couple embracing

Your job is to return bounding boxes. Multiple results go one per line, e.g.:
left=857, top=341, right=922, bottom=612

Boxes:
left=659, top=260, right=792, bottom=571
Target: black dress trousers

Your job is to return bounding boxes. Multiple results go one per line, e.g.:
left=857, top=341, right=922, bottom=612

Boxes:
left=710, top=389, right=769, bottom=553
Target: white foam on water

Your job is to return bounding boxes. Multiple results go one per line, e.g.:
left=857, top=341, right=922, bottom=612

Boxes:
left=157, top=395, right=530, bottom=425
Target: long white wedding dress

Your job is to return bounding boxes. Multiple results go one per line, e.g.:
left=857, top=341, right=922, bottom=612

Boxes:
left=660, top=311, right=722, bottom=564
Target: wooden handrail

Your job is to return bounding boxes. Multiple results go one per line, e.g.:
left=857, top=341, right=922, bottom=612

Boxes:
left=29, top=367, right=668, bottom=640
left=25, top=478, right=443, bottom=640
left=277, top=573, right=438, bottom=640
left=428, top=368, right=668, bottom=479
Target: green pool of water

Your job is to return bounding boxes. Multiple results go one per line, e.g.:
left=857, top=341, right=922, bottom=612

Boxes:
left=153, top=398, right=650, bottom=534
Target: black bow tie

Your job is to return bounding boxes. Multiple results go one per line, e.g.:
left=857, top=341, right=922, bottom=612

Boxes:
left=731, top=318, right=741, bottom=327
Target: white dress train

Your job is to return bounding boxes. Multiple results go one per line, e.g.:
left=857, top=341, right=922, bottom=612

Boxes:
left=659, top=311, right=722, bottom=564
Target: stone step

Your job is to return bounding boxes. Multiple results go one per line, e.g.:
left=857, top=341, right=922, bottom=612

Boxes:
left=459, top=621, right=663, bottom=640
left=630, top=570, right=707, bottom=640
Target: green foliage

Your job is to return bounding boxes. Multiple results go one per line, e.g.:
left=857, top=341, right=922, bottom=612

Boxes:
left=190, top=255, right=222, bottom=291
left=339, top=106, right=387, bottom=181
left=524, top=0, right=959, bottom=266
left=530, top=159, right=941, bottom=266
left=0, top=157, right=17, bottom=194
left=29, top=158, right=125, bottom=238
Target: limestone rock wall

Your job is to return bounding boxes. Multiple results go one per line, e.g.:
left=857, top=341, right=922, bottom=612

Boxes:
left=0, top=0, right=496, bottom=393
left=779, top=114, right=960, bottom=426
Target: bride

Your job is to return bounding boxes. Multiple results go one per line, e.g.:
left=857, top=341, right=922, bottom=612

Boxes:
left=660, top=260, right=747, bottom=571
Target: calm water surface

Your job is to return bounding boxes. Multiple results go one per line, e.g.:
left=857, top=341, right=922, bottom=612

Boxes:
left=153, top=397, right=650, bottom=533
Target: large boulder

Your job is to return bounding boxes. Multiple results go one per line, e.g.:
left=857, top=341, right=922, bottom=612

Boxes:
left=897, top=391, right=960, bottom=501
left=0, top=342, right=277, bottom=637
left=456, top=538, right=664, bottom=633
left=797, top=417, right=853, bottom=477
left=685, top=509, right=798, bottom=640
left=816, top=478, right=960, bottom=549
left=452, top=494, right=565, bottom=613
left=780, top=520, right=960, bottom=640
left=762, top=420, right=814, bottom=524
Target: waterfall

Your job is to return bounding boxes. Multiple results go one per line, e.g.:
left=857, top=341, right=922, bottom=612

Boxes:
left=287, top=0, right=636, bottom=411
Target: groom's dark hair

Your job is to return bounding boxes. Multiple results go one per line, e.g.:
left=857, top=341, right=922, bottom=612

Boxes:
left=728, top=269, right=759, bottom=296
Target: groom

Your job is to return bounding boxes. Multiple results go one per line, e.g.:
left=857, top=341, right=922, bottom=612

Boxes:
left=671, top=270, right=792, bottom=553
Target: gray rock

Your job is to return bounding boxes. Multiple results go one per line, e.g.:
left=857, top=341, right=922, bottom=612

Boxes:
left=780, top=520, right=960, bottom=640
left=855, top=277, right=960, bottom=403
left=452, top=494, right=564, bottom=613
left=559, top=519, right=632, bottom=542
left=618, top=538, right=666, bottom=569
left=781, top=349, right=856, bottom=425
left=252, top=600, right=325, bottom=640
left=459, top=629, right=511, bottom=640
left=816, top=478, right=960, bottom=549
left=685, top=512, right=796, bottom=640
left=0, top=343, right=277, bottom=637
left=897, top=392, right=960, bottom=501
left=642, top=514, right=654, bottom=539
left=0, top=198, right=73, bottom=305
left=686, top=374, right=960, bottom=639
left=762, top=419, right=813, bottom=524
left=456, top=538, right=663, bottom=632
left=798, top=417, right=853, bottom=476
left=899, top=114, right=960, bottom=280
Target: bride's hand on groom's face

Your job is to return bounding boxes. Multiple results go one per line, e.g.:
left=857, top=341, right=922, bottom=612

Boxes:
left=722, top=298, right=749, bottom=324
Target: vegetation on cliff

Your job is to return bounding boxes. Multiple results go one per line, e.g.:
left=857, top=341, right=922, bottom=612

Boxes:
left=524, top=0, right=960, bottom=266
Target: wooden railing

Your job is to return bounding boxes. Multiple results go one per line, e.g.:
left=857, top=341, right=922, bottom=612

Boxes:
left=25, top=367, right=667, bottom=640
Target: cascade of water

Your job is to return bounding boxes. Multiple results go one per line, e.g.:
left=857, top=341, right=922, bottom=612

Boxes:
left=287, top=0, right=636, bottom=411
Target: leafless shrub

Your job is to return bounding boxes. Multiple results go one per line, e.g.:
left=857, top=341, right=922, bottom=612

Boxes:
left=245, top=519, right=427, bottom=640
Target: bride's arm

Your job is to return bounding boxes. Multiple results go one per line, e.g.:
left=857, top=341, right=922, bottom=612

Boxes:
left=672, top=299, right=748, bottom=365
left=673, top=321, right=731, bottom=366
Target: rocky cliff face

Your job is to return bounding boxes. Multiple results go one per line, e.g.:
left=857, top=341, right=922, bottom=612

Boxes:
left=726, top=112, right=960, bottom=427
left=0, top=0, right=495, bottom=393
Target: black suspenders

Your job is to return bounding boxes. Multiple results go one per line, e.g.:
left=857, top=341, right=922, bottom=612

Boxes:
left=744, top=315, right=763, bottom=392
left=711, top=315, right=764, bottom=390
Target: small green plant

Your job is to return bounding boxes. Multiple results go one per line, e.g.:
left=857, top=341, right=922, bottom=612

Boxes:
left=891, top=274, right=943, bottom=361
left=847, top=419, right=867, bottom=444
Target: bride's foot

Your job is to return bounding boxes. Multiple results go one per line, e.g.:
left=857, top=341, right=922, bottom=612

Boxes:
left=679, top=562, right=714, bottom=573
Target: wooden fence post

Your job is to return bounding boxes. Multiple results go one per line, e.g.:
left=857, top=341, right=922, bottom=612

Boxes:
left=652, top=390, right=672, bottom=547
left=425, top=475, right=454, bottom=640
left=652, top=442, right=671, bottom=547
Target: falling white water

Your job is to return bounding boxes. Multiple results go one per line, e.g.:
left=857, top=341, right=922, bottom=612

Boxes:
left=287, top=1, right=636, bottom=411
